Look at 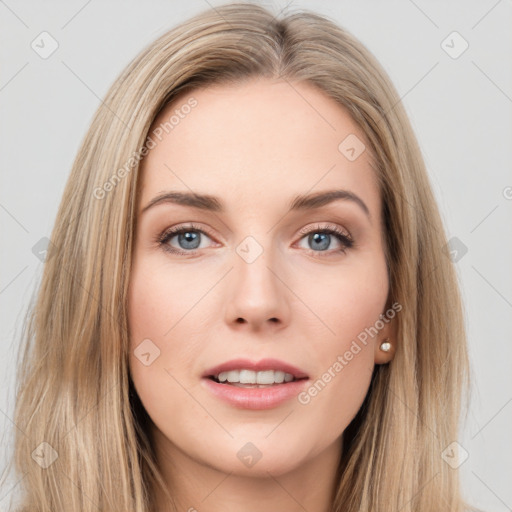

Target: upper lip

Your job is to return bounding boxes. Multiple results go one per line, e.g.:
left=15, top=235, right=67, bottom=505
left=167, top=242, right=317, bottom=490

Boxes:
left=202, top=358, right=309, bottom=380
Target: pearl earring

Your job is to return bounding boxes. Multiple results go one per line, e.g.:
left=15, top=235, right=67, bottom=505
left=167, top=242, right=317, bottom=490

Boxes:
left=380, top=338, right=391, bottom=352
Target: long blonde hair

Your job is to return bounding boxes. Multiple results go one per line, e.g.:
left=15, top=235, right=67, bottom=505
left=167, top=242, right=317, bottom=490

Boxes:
left=7, top=2, right=472, bottom=511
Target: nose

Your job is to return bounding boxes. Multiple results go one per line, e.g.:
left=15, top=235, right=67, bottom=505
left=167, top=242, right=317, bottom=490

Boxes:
left=224, top=243, right=291, bottom=332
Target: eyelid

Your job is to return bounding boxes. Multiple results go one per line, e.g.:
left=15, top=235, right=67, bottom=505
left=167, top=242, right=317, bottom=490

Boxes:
left=157, top=222, right=216, bottom=243
left=158, top=222, right=352, bottom=242
left=297, top=222, right=352, bottom=240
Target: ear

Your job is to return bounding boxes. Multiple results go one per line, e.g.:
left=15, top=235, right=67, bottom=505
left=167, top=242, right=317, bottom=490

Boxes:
left=374, top=305, right=398, bottom=365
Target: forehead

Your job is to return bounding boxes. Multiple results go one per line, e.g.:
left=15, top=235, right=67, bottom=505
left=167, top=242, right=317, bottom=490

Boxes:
left=139, top=78, right=380, bottom=216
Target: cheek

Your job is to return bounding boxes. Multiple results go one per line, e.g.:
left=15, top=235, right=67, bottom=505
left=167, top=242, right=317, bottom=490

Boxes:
left=127, top=255, right=212, bottom=404
left=127, top=259, right=241, bottom=472
left=127, top=255, right=212, bottom=344
left=127, top=260, right=177, bottom=408
left=332, top=271, right=387, bottom=340
left=292, top=255, right=387, bottom=429
left=295, top=251, right=389, bottom=344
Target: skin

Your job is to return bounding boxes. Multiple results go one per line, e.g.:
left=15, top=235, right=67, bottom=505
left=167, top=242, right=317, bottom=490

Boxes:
left=128, top=77, right=396, bottom=512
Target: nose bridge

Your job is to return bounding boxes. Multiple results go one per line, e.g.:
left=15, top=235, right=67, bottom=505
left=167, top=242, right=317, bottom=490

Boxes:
left=224, top=231, right=290, bottom=328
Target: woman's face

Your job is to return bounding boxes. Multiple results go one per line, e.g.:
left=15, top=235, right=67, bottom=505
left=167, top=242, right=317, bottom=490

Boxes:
left=128, top=77, right=395, bottom=478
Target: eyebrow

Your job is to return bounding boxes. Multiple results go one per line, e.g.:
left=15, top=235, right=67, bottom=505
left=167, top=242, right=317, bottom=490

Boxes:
left=141, top=189, right=370, bottom=219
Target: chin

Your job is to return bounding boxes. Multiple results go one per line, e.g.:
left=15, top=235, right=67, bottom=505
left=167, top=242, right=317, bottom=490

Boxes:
left=214, top=451, right=304, bottom=478
left=204, top=437, right=309, bottom=477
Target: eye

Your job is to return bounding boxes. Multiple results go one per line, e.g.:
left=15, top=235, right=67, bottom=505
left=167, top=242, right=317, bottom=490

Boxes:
left=157, top=223, right=216, bottom=256
left=296, top=223, right=354, bottom=256
left=156, top=222, right=354, bottom=257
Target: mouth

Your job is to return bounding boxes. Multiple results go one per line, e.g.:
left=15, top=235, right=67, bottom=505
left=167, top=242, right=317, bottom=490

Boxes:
left=201, top=358, right=309, bottom=409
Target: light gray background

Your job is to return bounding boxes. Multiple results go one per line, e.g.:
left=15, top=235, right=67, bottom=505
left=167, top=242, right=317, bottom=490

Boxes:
left=1, top=1, right=511, bottom=510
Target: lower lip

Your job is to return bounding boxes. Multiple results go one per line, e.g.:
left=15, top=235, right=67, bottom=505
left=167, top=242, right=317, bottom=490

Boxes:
left=201, top=377, right=309, bottom=410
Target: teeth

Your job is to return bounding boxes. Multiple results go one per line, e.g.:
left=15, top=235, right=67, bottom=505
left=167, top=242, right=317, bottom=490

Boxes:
left=216, top=369, right=295, bottom=384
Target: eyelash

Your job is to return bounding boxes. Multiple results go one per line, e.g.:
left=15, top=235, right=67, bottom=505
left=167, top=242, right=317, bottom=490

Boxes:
left=156, top=222, right=354, bottom=258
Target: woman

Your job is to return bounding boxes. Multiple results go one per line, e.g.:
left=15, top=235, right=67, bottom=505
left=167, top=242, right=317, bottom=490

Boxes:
left=8, top=3, right=474, bottom=511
